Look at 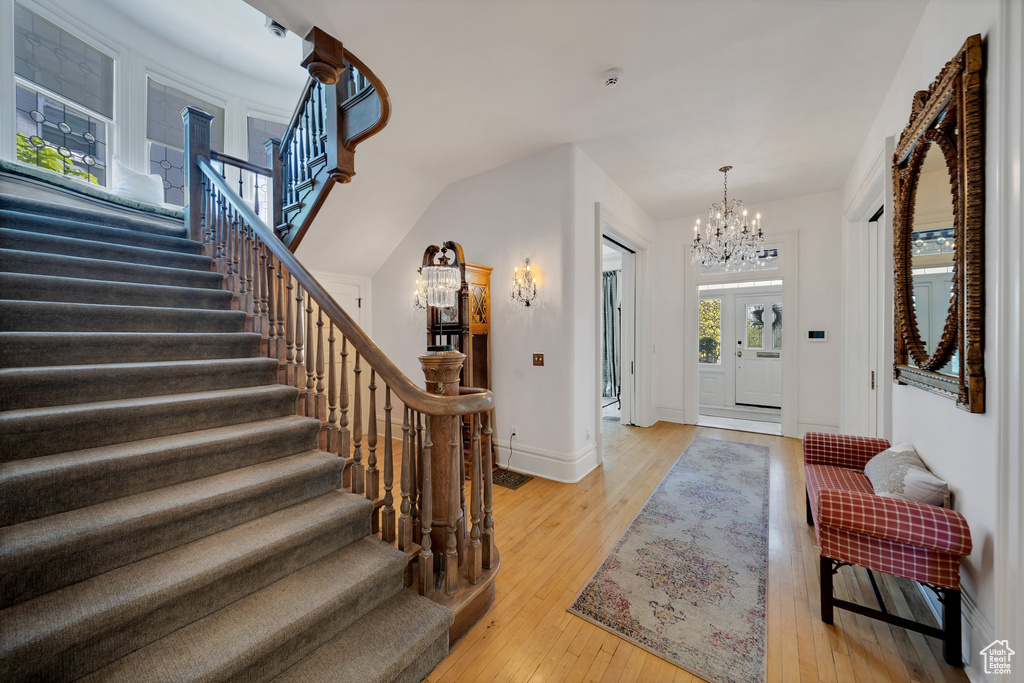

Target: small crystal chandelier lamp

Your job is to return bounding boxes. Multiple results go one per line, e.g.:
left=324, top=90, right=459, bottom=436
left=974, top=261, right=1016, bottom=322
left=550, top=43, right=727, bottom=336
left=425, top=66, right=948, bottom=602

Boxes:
left=511, top=258, right=538, bottom=307
left=413, top=275, right=427, bottom=310
left=690, top=166, right=765, bottom=268
left=420, top=251, right=461, bottom=308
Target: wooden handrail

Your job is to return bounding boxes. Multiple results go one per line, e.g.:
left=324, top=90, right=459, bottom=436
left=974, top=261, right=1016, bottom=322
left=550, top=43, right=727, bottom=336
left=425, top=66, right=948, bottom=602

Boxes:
left=198, top=154, right=493, bottom=418
left=339, top=51, right=391, bottom=150
left=211, top=150, right=272, bottom=176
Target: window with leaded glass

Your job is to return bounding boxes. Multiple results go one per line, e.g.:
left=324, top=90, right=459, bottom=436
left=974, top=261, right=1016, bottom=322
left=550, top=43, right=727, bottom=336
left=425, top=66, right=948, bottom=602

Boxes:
left=13, top=4, right=113, bottom=186
left=146, top=78, right=224, bottom=205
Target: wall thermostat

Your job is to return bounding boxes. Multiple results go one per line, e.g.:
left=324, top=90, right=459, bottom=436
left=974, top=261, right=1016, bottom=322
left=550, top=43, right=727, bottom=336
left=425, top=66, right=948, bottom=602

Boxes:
left=807, top=330, right=828, bottom=342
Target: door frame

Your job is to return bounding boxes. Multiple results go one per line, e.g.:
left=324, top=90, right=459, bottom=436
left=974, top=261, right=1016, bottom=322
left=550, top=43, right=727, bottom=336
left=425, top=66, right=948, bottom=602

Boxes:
left=684, top=232, right=799, bottom=437
left=840, top=142, right=892, bottom=440
left=594, top=203, right=652, bottom=464
left=733, top=290, right=784, bottom=409
left=601, top=238, right=635, bottom=426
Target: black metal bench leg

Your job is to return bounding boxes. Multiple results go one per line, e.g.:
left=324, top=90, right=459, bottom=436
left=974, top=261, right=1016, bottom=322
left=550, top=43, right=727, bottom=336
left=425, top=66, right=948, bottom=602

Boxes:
left=806, top=490, right=814, bottom=525
left=820, top=555, right=834, bottom=624
left=942, top=588, right=962, bottom=667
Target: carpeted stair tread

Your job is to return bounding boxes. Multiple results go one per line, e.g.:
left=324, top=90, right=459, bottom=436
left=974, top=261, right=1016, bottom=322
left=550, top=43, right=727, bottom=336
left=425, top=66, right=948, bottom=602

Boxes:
left=0, top=248, right=224, bottom=288
left=81, top=536, right=409, bottom=683
left=0, top=491, right=374, bottom=682
left=0, top=331, right=261, bottom=367
left=0, top=299, right=246, bottom=333
left=274, top=589, right=454, bottom=683
left=0, top=415, right=322, bottom=524
left=0, top=228, right=210, bottom=270
left=0, top=193, right=186, bottom=237
left=0, top=209, right=200, bottom=253
left=0, top=272, right=233, bottom=309
left=0, top=384, right=298, bottom=460
left=0, top=357, right=280, bottom=409
left=0, top=449, right=343, bottom=607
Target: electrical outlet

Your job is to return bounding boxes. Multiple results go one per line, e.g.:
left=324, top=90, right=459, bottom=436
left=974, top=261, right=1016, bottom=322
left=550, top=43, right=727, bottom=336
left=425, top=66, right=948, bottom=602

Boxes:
left=510, top=426, right=519, bottom=439
left=532, top=353, right=544, bottom=366
left=585, top=428, right=591, bottom=441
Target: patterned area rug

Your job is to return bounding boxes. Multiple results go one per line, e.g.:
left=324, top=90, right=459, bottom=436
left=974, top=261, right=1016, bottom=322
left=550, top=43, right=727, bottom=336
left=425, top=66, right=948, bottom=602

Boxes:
left=568, top=437, right=770, bottom=683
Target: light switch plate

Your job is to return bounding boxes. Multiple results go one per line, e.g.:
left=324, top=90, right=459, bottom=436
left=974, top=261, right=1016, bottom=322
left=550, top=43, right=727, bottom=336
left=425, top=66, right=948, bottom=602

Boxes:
left=533, top=353, right=544, bottom=366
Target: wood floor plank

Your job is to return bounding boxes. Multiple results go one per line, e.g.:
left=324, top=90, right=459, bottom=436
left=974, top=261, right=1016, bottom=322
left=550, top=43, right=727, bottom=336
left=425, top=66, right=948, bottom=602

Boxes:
left=425, top=421, right=966, bottom=683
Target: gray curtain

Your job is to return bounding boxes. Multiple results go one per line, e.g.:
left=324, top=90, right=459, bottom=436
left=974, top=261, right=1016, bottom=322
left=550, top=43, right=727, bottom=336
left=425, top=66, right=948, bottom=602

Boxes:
left=602, top=270, right=620, bottom=399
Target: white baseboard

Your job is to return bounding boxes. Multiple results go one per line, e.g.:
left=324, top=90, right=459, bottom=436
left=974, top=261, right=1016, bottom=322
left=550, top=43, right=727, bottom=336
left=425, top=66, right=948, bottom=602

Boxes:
left=796, top=421, right=840, bottom=436
left=494, top=441, right=598, bottom=483
left=915, top=584, right=993, bottom=680
left=655, top=407, right=688, bottom=424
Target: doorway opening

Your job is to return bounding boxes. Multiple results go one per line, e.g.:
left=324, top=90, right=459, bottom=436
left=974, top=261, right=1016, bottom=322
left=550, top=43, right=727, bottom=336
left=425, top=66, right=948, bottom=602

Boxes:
left=696, top=279, right=783, bottom=436
left=601, top=237, right=635, bottom=427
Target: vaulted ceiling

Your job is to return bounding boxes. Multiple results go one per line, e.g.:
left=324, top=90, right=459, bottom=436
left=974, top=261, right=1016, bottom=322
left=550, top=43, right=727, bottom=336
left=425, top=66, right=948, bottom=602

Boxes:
left=142, top=0, right=928, bottom=275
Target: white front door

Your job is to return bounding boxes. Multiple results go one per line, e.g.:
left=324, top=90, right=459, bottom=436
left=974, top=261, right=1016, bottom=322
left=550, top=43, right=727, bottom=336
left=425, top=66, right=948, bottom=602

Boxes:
left=735, top=295, right=783, bottom=408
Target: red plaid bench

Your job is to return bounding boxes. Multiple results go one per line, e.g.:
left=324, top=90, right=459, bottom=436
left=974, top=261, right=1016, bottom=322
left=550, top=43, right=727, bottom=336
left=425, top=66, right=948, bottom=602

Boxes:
left=803, top=432, right=972, bottom=667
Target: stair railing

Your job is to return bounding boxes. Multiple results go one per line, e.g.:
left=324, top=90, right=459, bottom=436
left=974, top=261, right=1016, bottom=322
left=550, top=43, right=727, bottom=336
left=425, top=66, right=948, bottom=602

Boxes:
left=183, top=109, right=495, bottom=599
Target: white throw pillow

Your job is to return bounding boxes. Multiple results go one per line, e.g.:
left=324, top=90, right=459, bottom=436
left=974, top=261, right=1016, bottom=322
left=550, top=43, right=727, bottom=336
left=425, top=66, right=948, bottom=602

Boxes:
left=111, top=158, right=165, bottom=205
left=864, top=443, right=950, bottom=507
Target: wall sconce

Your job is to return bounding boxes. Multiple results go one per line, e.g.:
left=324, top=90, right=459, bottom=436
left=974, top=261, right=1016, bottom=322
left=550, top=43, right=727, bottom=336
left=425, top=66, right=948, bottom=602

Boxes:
left=511, top=257, right=538, bottom=307
left=413, top=273, right=427, bottom=310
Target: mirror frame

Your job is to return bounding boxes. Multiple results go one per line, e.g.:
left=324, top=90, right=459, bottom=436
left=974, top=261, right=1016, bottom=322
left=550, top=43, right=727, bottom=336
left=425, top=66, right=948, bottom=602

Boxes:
left=892, top=34, right=984, bottom=412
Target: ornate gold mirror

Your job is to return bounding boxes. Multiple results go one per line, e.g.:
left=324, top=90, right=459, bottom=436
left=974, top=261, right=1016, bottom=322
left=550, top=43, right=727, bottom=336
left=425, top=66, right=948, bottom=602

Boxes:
left=892, top=34, right=984, bottom=411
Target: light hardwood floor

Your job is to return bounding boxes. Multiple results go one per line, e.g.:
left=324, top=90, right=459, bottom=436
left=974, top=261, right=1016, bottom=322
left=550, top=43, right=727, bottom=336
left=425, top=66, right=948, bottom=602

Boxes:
left=424, top=420, right=969, bottom=683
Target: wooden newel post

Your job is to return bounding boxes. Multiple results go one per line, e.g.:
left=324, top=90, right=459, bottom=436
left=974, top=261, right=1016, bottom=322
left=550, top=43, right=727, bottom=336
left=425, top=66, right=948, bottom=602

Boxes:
left=264, top=137, right=283, bottom=232
left=418, top=349, right=467, bottom=590
left=182, top=106, right=212, bottom=242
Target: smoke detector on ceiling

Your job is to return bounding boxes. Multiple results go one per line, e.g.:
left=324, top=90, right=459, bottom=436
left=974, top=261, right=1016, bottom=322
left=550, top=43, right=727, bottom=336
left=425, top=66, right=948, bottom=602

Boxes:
left=265, top=16, right=288, bottom=39
left=603, top=68, right=623, bottom=88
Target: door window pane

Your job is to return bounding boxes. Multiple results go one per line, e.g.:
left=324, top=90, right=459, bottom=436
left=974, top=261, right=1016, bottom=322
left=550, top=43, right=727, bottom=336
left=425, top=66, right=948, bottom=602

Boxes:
left=771, top=303, right=783, bottom=350
left=746, top=304, right=765, bottom=349
left=698, top=299, right=721, bottom=364
left=14, top=4, right=114, bottom=118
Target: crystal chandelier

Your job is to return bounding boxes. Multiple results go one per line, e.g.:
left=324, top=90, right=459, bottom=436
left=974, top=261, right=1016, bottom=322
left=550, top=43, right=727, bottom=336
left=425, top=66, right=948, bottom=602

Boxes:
left=421, top=258, right=460, bottom=308
left=690, top=166, right=765, bottom=268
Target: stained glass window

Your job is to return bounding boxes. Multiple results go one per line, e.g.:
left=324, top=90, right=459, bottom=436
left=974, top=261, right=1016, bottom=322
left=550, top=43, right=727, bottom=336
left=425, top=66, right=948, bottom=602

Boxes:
left=146, top=79, right=223, bottom=205
left=15, top=83, right=106, bottom=185
left=246, top=116, right=287, bottom=163
left=14, top=4, right=114, bottom=118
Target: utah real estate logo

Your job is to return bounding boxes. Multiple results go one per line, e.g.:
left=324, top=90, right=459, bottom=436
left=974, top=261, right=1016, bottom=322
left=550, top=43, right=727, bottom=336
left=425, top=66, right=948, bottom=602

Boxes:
left=979, top=640, right=1015, bottom=676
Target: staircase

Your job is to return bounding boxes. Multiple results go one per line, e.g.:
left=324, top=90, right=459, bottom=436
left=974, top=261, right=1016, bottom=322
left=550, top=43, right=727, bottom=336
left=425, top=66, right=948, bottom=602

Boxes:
left=0, top=190, right=454, bottom=681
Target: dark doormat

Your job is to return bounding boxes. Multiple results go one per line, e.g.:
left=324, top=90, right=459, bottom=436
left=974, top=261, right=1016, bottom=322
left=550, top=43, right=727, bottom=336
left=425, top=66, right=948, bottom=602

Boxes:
left=602, top=416, right=621, bottom=423
left=493, top=469, right=533, bottom=490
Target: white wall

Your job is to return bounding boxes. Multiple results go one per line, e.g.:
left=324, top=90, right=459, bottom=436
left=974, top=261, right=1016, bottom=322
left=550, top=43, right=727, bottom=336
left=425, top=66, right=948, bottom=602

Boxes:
left=842, top=0, right=1023, bottom=674
left=652, top=190, right=844, bottom=434
left=370, top=144, right=656, bottom=482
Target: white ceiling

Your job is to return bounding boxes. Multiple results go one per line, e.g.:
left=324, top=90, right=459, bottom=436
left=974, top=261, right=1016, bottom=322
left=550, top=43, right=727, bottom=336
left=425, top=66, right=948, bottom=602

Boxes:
left=98, top=0, right=305, bottom=88
left=137, top=0, right=928, bottom=275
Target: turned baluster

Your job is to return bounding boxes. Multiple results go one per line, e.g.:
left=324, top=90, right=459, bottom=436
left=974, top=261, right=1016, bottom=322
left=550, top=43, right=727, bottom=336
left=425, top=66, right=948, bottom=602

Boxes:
left=351, top=352, right=364, bottom=493
left=315, top=83, right=325, bottom=155
left=293, top=284, right=305, bottom=403
left=284, top=275, right=295, bottom=387
left=365, top=370, right=379, bottom=501
left=304, top=108, right=313, bottom=170
left=418, top=417, right=434, bottom=595
left=445, top=415, right=461, bottom=595
left=265, top=250, right=275, bottom=358
left=304, top=291, right=315, bottom=417
left=483, top=411, right=495, bottom=569
left=413, top=411, right=422, bottom=544
left=381, top=389, right=396, bottom=543
left=398, top=405, right=412, bottom=549
left=231, top=210, right=242, bottom=302
left=251, top=236, right=263, bottom=335
left=275, top=262, right=286, bottom=362
left=468, top=415, right=483, bottom=584
left=340, top=337, right=351, bottom=464
left=326, top=321, right=338, bottom=454
left=314, top=307, right=326, bottom=421
left=253, top=174, right=260, bottom=217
